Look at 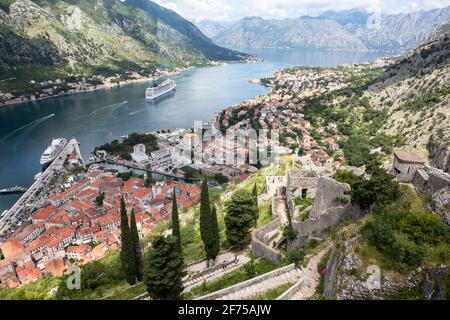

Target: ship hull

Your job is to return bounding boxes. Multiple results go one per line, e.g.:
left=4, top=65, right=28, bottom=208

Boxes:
left=40, top=138, right=67, bottom=166
left=146, top=80, right=176, bottom=100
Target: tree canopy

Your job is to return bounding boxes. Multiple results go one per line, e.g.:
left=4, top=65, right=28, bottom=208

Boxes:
left=143, top=235, right=185, bottom=300
left=225, top=190, right=258, bottom=248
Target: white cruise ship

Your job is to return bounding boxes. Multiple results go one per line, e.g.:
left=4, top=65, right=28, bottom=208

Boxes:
left=40, top=138, right=67, bottom=166
left=146, top=79, right=176, bottom=100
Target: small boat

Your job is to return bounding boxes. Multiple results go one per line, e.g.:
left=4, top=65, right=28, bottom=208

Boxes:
left=0, top=186, right=27, bottom=195
left=145, top=79, right=176, bottom=100
left=34, top=172, right=43, bottom=181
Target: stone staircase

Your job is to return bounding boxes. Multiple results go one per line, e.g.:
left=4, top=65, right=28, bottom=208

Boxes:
left=196, top=264, right=302, bottom=300
left=278, top=245, right=332, bottom=300
left=183, top=256, right=250, bottom=292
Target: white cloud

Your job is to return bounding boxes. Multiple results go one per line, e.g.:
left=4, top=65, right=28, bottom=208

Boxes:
left=151, top=0, right=450, bottom=22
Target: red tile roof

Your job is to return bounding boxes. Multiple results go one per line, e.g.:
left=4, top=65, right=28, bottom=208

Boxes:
left=0, top=240, right=30, bottom=262
left=45, top=258, right=66, bottom=277
left=15, top=261, right=42, bottom=284
left=33, top=206, right=57, bottom=221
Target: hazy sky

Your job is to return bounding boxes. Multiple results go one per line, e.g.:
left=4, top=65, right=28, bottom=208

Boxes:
left=151, top=0, right=450, bottom=22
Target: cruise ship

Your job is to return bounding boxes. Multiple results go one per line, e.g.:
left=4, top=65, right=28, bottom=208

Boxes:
left=145, top=79, right=176, bottom=100
left=40, top=138, right=67, bottom=166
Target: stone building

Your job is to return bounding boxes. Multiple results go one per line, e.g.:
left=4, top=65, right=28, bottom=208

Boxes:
left=392, top=150, right=426, bottom=182
left=286, top=169, right=319, bottom=216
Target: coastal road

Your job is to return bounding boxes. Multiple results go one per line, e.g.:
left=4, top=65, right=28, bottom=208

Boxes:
left=0, top=139, right=82, bottom=240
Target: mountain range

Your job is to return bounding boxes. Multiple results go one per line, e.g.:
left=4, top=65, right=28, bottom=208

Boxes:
left=0, top=0, right=245, bottom=88
left=194, top=20, right=234, bottom=39
left=208, top=7, right=450, bottom=52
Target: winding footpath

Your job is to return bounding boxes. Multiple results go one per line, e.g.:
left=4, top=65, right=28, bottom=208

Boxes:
left=288, top=245, right=332, bottom=300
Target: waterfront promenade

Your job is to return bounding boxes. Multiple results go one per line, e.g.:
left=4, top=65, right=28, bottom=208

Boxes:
left=0, top=138, right=82, bottom=240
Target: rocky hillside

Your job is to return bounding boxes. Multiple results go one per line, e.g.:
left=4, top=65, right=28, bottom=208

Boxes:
left=301, top=8, right=371, bottom=30
left=0, top=0, right=245, bottom=88
left=367, top=22, right=450, bottom=166
left=213, top=16, right=368, bottom=51
left=212, top=7, right=450, bottom=52
left=354, top=7, right=450, bottom=52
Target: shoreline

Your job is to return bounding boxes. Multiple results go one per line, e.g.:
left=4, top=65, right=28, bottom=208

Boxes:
left=0, top=68, right=193, bottom=109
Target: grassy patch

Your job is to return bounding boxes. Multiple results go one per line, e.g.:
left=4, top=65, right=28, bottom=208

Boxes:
left=102, top=282, right=147, bottom=300
left=0, top=274, right=60, bottom=300
left=257, top=201, right=272, bottom=228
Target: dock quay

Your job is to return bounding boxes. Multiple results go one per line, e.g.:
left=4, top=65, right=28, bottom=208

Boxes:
left=0, top=138, right=83, bottom=240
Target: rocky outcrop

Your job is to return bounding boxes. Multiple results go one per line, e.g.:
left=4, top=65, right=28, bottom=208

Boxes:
left=429, top=187, right=450, bottom=214
left=427, top=137, right=450, bottom=174
left=412, top=166, right=450, bottom=195
left=422, top=267, right=448, bottom=300
left=336, top=238, right=421, bottom=300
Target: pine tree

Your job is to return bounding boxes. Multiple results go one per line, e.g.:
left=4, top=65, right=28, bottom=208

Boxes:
left=210, top=206, right=220, bottom=262
left=120, top=197, right=136, bottom=285
left=171, top=188, right=182, bottom=255
left=144, top=235, right=185, bottom=300
left=199, top=178, right=213, bottom=261
left=225, top=190, right=257, bottom=248
left=252, top=183, right=259, bottom=225
left=130, top=208, right=143, bottom=281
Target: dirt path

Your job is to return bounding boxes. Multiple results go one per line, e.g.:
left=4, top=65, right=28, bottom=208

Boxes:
left=289, top=245, right=331, bottom=300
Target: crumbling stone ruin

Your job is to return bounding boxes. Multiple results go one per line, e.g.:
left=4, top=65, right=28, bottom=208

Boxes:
left=251, top=178, right=286, bottom=264
left=286, top=169, right=319, bottom=217
left=287, top=177, right=363, bottom=251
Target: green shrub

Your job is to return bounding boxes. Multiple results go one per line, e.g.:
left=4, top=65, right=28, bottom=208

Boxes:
left=362, top=192, right=450, bottom=269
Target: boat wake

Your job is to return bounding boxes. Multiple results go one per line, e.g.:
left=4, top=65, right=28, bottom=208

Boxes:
left=109, top=100, right=128, bottom=110
left=0, top=114, right=55, bottom=142
left=129, top=108, right=147, bottom=116
left=73, top=110, right=97, bottom=121
left=73, top=100, right=128, bottom=120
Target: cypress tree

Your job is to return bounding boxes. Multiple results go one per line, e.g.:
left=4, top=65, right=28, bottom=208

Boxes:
left=171, top=188, right=182, bottom=255
left=130, top=208, right=143, bottom=281
left=252, top=183, right=259, bottom=225
left=210, top=206, right=220, bottom=261
left=199, top=178, right=213, bottom=263
left=120, top=197, right=136, bottom=285
left=225, top=191, right=258, bottom=248
left=144, top=235, right=185, bottom=300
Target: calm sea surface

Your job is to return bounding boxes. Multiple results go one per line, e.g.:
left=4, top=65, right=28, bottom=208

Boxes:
left=0, top=48, right=387, bottom=211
